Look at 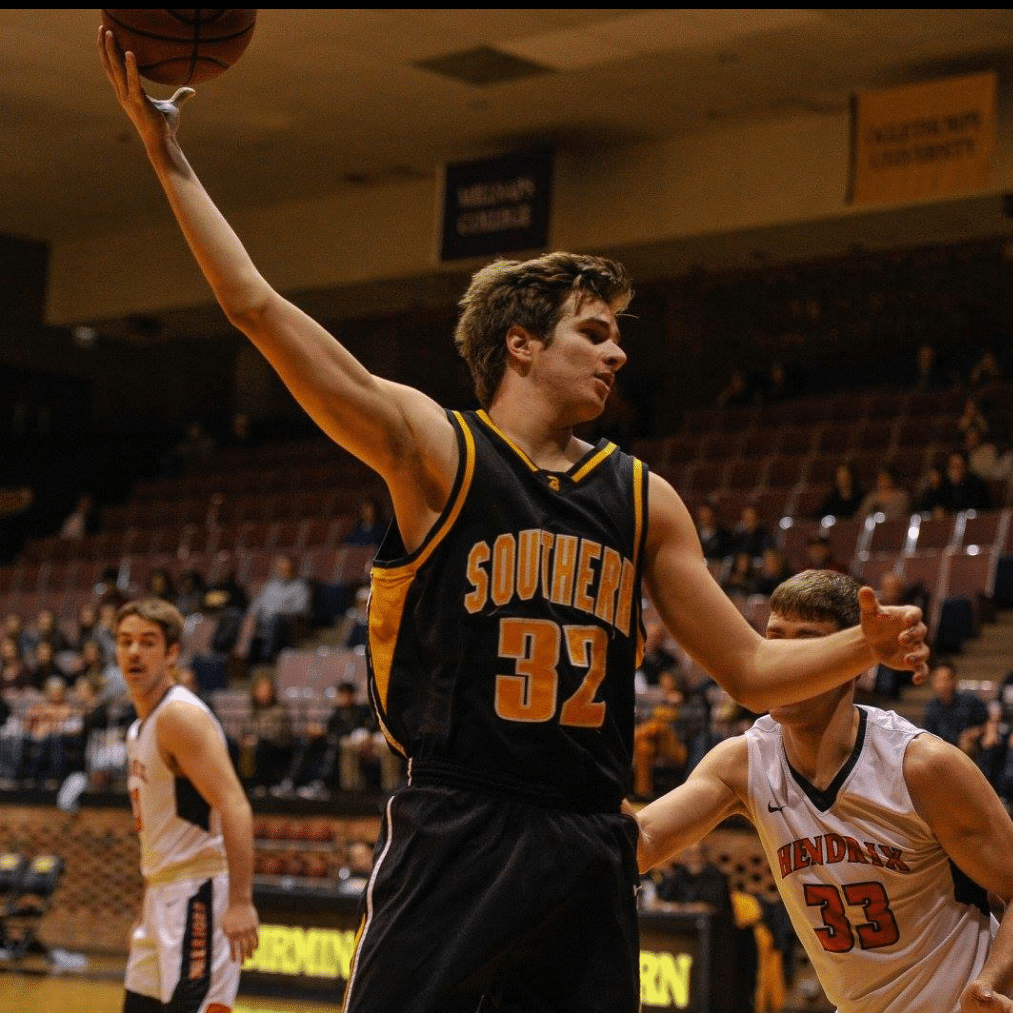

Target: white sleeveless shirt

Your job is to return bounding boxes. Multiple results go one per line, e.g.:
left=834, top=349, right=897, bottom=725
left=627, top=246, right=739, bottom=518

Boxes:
left=126, top=684, right=228, bottom=884
left=744, top=705, right=994, bottom=1013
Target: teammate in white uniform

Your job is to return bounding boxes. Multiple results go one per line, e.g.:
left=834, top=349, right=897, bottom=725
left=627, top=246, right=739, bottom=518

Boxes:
left=118, top=598, right=259, bottom=1013
left=637, top=570, right=1013, bottom=1013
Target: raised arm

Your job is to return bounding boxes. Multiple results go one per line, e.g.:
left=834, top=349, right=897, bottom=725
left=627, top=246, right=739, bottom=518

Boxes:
left=643, top=473, right=928, bottom=713
left=635, top=737, right=749, bottom=873
left=97, top=29, right=456, bottom=548
left=905, top=735, right=1013, bottom=1012
left=156, top=701, right=259, bottom=963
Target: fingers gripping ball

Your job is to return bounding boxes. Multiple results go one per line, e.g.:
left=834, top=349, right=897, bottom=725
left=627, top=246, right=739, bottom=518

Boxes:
left=100, top=9, right=257, bottom=86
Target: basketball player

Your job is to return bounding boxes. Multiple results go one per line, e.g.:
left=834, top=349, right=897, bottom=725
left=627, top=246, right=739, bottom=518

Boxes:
left=99, top=33, right=929, bottom=1013
left=117, top=598, right=259, bottom=1013
left=637, top=570, right=1013, bottom=1013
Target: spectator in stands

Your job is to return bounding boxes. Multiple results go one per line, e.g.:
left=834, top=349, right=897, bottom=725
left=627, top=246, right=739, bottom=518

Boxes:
left=911, top=342, right=952, bottom=390
left=202, top=554, right=249, bottom=653
left=968, top=348, right=1003, bottom=392
left=0, top=692, right=20, bottom=786
left=760, top=361, right=802, bottom=404
left=92, top=600, right=120, bottom=664
left=715, top=368, right=757, bottom=408
left=644, top=841, right=757, bottom=1012
left=21, top=675, right=84, bottom=788
left=58, top=491, right=99, bottom=541
left=695, top=501, right=733, bottom=562
left=963, top=425, right=1005, bottom=482
left=145, top=566, right=177, bottom=604
left=920, top=660, right=989, bottom=754
left=164, top=419, right=217, bottom=476
left=722, top=552, right=761, bottom=599
left=801, top=533, right=849, bottom=575
left=70, top=602, right=100, bottom=652
left=343, top=495, right=388, bottom=548
left=958, top=394, right=994, bottom=437
left=73, top=649, right=135, bottom=791
left=815, top=463, right=864, bottom=521
left=0, top=635, right=30, bottom=693
left=72, top=637, right=127, bottom=710
left=25, top=607, right=72, bottom=661
left=858, top=465, right=911, bottom=521
left=636, top=610, right=681, bottom=689
left=223, top=411, right=259, bottom=451
left=752, top=548, right=793, bottom=596
left=279, top=680, right=398, bottom=799
left=914, top=462, right=948, bottom=518
left=730, top=504, right=775, bottom=561
left=938, top=450, right=992, bottom=513
left=970, top=700, right=1009, bottom=799
left=633, top=669, right=690, bottom=801
left=175, top=567, right=206, bottom=617
left=28, top=640, right=69, bottom=691
left=651, top=840, right=735, bottom=915
left=333, top=582, right=369, bottom=651
left=238, top=673, right=294, bottom=794
left=336, top=839, right=376, bottom=896
left=2, top=612, right=32, bottom=662
left=684, top=691, right=754, bottom=776
left=237, top=553, right=311, bottom=665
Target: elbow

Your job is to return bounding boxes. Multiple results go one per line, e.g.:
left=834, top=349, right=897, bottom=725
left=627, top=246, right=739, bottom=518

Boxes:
left=218, top=274, right=274, bottom=333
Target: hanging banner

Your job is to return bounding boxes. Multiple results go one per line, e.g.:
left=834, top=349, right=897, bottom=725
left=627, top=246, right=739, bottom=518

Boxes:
left=847, top=71, right=996, bottom=206
left=439, top=149, right=553, bottom=262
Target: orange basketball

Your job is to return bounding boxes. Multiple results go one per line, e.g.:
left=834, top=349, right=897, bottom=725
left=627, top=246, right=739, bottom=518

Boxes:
left=100, top=9, right=257, bottom=86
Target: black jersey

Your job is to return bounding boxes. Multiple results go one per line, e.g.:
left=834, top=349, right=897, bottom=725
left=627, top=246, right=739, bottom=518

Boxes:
left=367, top=408, right=648, bottom=812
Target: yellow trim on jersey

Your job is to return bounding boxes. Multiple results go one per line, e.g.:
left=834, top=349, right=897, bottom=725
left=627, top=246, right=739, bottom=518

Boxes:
left=478, top=409, right=619, bottom=484
left=368, top=412, right=477, bottom=745
left=476, top=409, right=539, bottom=472
left=571, top=441, right=617, bottom=482
left=632, top=457, right=644, bottom=568
left=633, top=455, right=646, bottom=668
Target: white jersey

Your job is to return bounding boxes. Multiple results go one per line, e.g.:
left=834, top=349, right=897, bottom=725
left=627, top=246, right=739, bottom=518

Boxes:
left=744, top=705, right=994, bottom=1013
left=126, top=684, right=228, bottom=884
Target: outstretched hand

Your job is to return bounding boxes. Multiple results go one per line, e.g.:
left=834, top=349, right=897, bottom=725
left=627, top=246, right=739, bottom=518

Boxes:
left=98, top=27, right=195, bottom=144
left=857, top=585, right=929, bottom=685
left=960, top=981, right=1013, bottom=1013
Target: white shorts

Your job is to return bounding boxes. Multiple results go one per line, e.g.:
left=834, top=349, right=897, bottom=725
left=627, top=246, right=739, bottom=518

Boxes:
left=125, top=872, right=239, bottom=1012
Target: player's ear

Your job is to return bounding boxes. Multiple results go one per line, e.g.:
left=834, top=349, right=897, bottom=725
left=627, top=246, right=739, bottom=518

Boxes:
left=505, top=325, right=538, bottom=364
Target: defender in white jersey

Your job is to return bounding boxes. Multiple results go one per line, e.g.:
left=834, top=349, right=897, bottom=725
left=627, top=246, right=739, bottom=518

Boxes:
left=637, top=571, right=1013, bottom=1013
left=118, top=599, right=259, bottom=1013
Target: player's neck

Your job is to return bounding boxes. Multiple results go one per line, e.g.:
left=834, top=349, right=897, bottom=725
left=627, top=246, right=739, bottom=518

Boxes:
left=486, top=396, right=587, bottom=471
left=131, top=674, right=176, bottom=721
left=781, top=702, right=860, bottom=789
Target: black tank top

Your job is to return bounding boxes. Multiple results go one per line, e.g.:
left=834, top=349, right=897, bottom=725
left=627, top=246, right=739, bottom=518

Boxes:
left=367, top=409, right=648, bottom=812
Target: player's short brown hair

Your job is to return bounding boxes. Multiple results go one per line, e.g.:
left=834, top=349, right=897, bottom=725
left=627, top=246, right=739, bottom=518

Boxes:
left=769, top=569, right=861, bottom=630
left=116, top=597, right=184, bottom=649
left=454, top=251, right=633, bottom=409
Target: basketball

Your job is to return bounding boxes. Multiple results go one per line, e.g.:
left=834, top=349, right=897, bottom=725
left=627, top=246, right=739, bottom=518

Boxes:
left=100, top=9, right=257, bottom=86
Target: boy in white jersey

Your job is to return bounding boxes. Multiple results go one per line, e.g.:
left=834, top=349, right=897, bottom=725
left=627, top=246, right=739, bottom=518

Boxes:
left=637, top=570, right=1013, bottom=1013
left=118, top=598, right=259, bottom=1013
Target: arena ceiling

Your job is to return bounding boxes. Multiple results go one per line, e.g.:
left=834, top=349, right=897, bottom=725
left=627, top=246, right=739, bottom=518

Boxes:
left=3, top=9, right=1013, bottom=344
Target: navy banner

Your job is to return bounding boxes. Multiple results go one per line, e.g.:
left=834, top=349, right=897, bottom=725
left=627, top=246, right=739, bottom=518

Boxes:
left=439, top=149, right=553, bottom=261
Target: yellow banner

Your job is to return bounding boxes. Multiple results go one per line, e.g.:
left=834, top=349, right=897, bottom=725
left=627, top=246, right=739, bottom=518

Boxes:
left=848, top=71, right=996, bottom=205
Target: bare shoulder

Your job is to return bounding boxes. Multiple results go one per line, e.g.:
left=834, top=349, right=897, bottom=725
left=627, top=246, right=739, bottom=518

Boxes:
left=155, top=696, right=218, bottom=744
left=694, top=734, right=750, bottom=794
left=902, top=730, right=965, bottom=783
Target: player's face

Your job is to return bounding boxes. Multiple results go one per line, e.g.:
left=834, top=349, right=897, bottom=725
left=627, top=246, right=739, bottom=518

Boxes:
left=538, top=294, right=626, bottom=422
left=116, top=614, right=179, bottom=701
left=764, top=611, right=844, bottom=722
